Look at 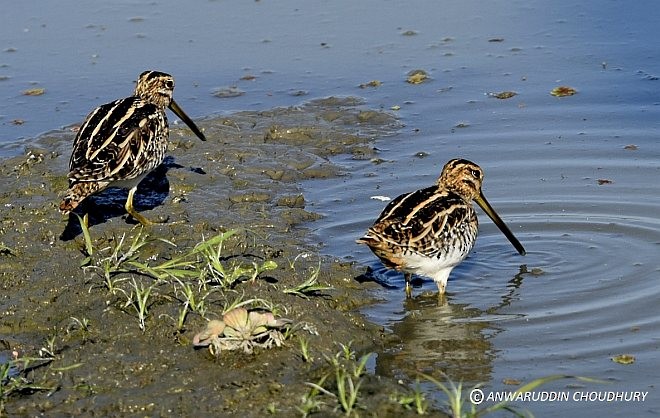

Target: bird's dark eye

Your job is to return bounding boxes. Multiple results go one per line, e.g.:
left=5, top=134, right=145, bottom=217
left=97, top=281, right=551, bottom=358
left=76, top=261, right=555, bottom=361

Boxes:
left=165, top=80, right=174, bottom=89
left=471, top=169, right=481, bottom=179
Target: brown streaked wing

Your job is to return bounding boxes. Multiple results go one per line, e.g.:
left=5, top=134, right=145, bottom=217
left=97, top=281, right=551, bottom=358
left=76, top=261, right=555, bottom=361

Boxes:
left=370, top=186, right=475, bottom=255
left=68, top=98, right=164, bottom=183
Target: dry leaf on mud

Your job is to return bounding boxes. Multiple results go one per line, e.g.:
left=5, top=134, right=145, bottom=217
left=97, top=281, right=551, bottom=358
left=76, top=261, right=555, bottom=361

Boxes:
left=487, top=91, right=517, bottom=99
left=406, top=70, right=429, bottom=84
left=359, top=80, right=382, bottom=88
left=550, top=86, right=577, bottom=97
left=22, top=88, right=45, bottom=96
left=612, top=354, right=635, bottom=365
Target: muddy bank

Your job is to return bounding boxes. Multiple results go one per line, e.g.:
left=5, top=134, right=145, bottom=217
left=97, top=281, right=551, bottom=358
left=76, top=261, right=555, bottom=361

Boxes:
left=0, top=97, right=445, bottom=416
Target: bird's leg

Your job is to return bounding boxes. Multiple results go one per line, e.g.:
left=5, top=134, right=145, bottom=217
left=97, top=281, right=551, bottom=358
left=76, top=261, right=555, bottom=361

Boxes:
left=436, top=281, right=447, bottom=295
left=404, top=272, right=413, bottom=298
left=433, top=269, right=451, bottom=296
left=125, top=187, right=165, bottom=226
left=431, top=266, right=454, bottom=295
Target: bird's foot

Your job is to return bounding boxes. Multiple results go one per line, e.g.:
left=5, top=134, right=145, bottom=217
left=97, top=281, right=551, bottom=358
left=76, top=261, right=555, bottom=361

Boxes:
left=405, top=281, right=413, bottom=299
left=127, top=210, right=169, bottom=226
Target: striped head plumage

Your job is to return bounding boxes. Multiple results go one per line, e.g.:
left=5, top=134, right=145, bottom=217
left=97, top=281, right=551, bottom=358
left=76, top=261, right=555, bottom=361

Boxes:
left=357, top=158, right=525, bottom=296
left=134, top=70, right=176, bottom=108
left=134, top=71, right=206, bottom=141
left=59, top=70, right=206, bottom=226
left=436, top=158, right=484, bottom=200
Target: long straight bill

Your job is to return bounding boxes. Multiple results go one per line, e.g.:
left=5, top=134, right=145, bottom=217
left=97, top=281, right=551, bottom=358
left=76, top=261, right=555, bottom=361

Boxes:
left=169, top=99, right=206, bottom=141
left=474, top=192, right=526, bottom=255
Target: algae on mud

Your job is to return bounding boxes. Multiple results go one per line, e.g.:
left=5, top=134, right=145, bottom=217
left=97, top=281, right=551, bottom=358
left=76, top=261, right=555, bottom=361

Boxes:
left=0, top=97, right=442, bottom=416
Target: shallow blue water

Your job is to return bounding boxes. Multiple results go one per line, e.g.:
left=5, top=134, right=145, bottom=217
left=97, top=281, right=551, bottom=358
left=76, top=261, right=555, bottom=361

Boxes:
left=3, top=1, right=660, bottom=416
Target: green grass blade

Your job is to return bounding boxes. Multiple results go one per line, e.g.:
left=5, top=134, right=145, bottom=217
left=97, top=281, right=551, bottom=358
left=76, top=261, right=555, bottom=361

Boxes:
left=75, top=213, right=94, bottom=256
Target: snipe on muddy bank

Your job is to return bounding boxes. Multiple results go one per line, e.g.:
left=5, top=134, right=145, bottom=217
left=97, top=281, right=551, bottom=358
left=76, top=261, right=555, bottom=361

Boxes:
left=357, top=158, right=526, bottom=297
left=59, top=70, right=206, bottom=225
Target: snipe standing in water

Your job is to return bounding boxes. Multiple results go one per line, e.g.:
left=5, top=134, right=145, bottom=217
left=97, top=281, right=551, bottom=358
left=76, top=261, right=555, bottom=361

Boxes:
left=59, top=70, right=206, bottom=225
left=357, top=158, right=525, bottom=297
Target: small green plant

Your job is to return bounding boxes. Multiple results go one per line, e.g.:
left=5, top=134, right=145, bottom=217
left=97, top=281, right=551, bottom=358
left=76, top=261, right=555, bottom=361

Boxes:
left=174, top=304, right=189, bottom=331
left=39, top=335, right=57, bottom=358
left=332, top=341, right=370, bottom=378
left=173, top=278, right=213, bottom=316
left=124, top=278, right=155, bottom=331
left=76, top=213, right=94, bottom=262
left=78, top=217, right=154, bottom=295
left=299, top=336, right=312, bottom=363
left=283, top=258, right=333, bottom=299
left=100, top=229, right=153, bottom=275
left=393, top=380, right=429, bottom=415
left=334, top=365, right=361, bottom=415
left=305, top=370, right=362, bottom=417
left=337, top=342, right=355, bottom=361
left=126, top=230, right=277, bottom=289
left=67, top=317, right=92, bottom=341
left=411, top=380, right=430, bottom=415
left=302, top=342, right=373, bottom=416
left=431, top=376, right=472, bottom=417
left=0, top=242, right=14, bottom=255
left=0, top=353, right=55, bottom=413
left=77, top=224, right=279, bottom=334
left=297, top=375, right=328, bottom=417
left=79, top=223, right=278, bottom=294
left=221, top=292, right=275, bottom=315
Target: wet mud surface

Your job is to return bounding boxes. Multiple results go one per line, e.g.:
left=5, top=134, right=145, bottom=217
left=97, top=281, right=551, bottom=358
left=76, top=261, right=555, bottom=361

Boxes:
left=0, top=98, right=447, bottom=416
